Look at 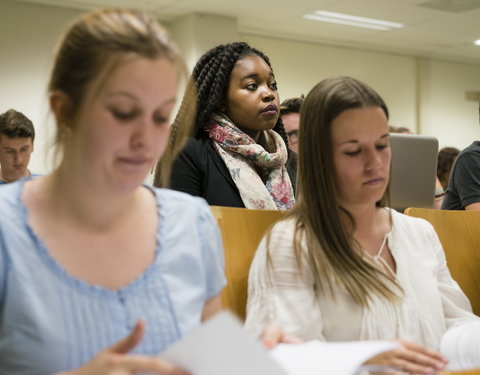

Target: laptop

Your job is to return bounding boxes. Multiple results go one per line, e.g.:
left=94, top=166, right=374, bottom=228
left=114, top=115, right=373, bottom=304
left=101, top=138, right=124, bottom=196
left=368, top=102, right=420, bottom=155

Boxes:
left=389, top=133, right=439, bottom=212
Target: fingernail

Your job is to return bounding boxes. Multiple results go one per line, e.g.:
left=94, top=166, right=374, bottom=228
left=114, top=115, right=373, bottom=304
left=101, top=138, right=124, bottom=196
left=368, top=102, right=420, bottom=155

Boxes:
left=263, top=340, right=274, bottom=349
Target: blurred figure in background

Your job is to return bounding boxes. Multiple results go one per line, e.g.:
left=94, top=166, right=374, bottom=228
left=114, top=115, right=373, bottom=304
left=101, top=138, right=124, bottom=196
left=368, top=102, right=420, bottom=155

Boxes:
left=437, top=147, right=460, bottom=191
left=0, top=109, right=36, bottom=184
left=280, top=96, right=303, bottom=154
left=442, top=103, right=480, bottom=210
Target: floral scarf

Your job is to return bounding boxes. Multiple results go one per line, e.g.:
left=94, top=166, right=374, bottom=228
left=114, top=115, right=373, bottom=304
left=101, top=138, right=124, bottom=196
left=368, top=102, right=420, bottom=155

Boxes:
left=205, top=114, right=295, bottom=210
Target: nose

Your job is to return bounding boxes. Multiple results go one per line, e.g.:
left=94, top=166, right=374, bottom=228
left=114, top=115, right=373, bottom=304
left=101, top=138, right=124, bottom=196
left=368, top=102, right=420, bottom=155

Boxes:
left=365, top=148, right=382, bottom=171
left=260, top=85, right=275, bottom=102
left=14, top=152, right=22, bottom=163
left=130, top=118, right=152, bottom=150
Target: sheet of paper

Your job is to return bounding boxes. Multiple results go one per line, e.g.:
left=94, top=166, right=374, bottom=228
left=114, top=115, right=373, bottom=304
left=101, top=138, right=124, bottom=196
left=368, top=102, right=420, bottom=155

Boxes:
left=159, top=311, right=400, bottom=375
left=159, top=311, right=288, bottom=375
left=441, top=321, right=480, bottom=371
left=270, top=340, right=400, bottom=375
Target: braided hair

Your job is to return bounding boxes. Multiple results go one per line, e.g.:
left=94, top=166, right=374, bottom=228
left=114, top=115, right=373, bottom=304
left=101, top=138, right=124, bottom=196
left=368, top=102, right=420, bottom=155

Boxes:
left=191, top=42, right=289, bottom=146
left=154, top=42, right=289, bottom=187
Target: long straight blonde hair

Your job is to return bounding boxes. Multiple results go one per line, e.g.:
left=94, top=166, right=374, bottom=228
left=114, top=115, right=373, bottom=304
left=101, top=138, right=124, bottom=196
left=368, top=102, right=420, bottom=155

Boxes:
left=274, top=76, right=401, bottom=306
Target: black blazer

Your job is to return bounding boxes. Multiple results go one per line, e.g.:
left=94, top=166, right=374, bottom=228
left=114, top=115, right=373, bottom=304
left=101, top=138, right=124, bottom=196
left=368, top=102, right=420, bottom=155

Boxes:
left=170, top=135, right=297, bottom=208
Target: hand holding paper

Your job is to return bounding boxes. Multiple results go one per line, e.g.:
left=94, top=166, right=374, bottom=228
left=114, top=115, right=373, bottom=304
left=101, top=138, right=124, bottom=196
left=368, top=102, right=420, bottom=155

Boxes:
left=159, top=311, right=400, bottom=375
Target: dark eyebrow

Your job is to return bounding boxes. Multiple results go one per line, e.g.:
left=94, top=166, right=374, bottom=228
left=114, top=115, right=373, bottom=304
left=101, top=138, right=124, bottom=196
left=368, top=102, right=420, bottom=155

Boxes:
left=239, top=71, right=275, bottom=81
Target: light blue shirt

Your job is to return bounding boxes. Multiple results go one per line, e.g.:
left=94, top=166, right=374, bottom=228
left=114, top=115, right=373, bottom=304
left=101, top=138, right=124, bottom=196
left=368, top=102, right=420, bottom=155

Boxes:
left=0, top=179, right=226, bottom=374
left=0, top=173, right=41, bottom=184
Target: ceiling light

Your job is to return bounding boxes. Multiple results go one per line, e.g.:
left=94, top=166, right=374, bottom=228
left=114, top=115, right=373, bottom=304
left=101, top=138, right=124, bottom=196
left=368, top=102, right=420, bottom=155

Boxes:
left=474, top=40, right=480, bottom=46
left=304, top=10, right=404, bottom=31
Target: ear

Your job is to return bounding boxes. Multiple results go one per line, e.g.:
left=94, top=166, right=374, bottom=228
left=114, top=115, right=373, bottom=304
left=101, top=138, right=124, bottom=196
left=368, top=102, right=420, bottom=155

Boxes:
left=50, top=90, right=73, bottom=127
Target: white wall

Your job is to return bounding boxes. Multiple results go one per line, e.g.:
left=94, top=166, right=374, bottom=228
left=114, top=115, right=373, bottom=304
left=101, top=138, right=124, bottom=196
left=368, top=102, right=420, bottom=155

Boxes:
left=0, top=1, right=81, bottom=174
left=418, top=59, right=480, bottom=149
left=1, top=0, right=480, bottom=175
left=242, top=35, right=418, bottom=133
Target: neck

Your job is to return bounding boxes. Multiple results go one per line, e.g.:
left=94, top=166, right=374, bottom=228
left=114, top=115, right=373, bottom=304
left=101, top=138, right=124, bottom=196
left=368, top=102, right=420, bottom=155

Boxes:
left=342, top=203, right=384, bottom=237
left=0, top=169, right=30, bottom=183
left=43, top=167, right=140, bottom=230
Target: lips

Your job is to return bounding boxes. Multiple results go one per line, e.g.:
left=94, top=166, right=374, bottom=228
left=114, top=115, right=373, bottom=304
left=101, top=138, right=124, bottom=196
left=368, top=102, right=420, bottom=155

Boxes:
left=364, top=177, right=385, bottom=185
left=261, top=104, right=278, bottom=114
left=118, top=157, right=150, bottom=166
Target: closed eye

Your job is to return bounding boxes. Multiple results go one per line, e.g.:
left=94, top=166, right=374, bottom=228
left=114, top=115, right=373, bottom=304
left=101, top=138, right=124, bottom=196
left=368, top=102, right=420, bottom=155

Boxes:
left=154, top=115, right=169, bottom=126
left=345, top=150, right=361, bottom=156
left=376, top=144, right=389, bottom=151
left=111, top=109, right=139, bottom=121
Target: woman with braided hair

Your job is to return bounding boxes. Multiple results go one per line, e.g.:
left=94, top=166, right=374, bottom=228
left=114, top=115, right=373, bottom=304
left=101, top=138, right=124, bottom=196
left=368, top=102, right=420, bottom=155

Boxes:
left=154, top=42, right=296, bottom=209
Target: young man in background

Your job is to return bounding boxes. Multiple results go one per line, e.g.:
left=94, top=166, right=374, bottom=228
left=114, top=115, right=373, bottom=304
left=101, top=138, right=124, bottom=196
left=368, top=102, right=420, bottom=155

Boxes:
left=0, top=109, right=36, bottom=184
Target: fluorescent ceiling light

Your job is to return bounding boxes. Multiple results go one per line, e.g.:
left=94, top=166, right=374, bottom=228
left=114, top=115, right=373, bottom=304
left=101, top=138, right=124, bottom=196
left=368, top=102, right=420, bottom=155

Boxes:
left=304, top=10, right=404, bottom=31
left=474, top=39, right=480, bottom=46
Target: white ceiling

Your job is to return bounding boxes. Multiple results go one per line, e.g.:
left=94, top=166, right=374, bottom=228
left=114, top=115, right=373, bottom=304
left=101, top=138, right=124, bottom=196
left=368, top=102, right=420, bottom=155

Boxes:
left=8, top=0, right=480, bottom=65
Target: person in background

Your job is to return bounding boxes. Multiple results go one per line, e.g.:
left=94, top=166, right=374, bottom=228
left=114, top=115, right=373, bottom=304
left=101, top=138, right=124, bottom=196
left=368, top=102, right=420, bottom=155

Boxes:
left=280, top=96, right=304, bottom=154
left=155, top=42, right=296, bottom=209
left=388, top=125, right=445, bottom=209
left=437, top=147, right=460, bottom=191
left=441, top=138, right=480, bottom=210
left=388, top=125, right=411, bottom=134
left=0, top=8, right=226, bottom=374
left=246, top=76, right=480, bottom=374
left=0, top=109, right=36, bottom=184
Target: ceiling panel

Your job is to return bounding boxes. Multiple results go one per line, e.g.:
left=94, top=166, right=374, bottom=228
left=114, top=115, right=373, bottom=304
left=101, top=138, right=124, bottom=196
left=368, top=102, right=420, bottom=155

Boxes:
left=6, top=0, right=480, bottom=65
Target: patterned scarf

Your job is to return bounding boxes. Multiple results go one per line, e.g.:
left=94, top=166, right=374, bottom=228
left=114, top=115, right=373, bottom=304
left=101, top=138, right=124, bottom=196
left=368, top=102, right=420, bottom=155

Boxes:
left=205, top=114, right=295, bottom=210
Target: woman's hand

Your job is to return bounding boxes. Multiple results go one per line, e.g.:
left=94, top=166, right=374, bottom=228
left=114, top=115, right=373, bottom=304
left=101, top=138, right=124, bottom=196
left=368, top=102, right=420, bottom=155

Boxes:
left=364, top=339, right=448, bottom=375
left=60, top=320, right=190, bottom=375
left=260, top=325, right=303, bottom=349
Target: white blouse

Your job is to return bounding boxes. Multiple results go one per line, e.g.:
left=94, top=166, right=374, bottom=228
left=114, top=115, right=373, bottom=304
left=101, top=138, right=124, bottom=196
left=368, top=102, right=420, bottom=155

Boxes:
left=245, top=209, right=479, bottom=352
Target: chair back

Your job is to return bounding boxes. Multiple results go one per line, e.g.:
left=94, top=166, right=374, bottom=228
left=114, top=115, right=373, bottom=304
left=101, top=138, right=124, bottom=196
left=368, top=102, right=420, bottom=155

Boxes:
left=210, top=206, right=284, bottom=321
left=404, top=207, right=480, bottom=315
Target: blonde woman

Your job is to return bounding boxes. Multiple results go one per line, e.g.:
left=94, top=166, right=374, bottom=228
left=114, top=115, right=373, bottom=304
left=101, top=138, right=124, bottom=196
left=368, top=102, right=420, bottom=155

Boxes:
left=0, top=9, right=224, bottom=374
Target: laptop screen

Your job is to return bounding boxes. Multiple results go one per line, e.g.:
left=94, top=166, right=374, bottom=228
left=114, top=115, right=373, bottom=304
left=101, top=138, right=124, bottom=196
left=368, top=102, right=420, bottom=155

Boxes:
left=389, top=133, right=439, bottom=212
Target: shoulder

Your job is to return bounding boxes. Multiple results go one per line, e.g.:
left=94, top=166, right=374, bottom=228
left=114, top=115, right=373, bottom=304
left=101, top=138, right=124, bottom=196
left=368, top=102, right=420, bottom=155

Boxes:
left=390, top=209, right=436, bottom=240
left=180, top=136, right=212, bottom=155
left=258, top=216, right=297, bottom=256
left=173, top=136, right=217, bottom=170
left=270, top=216, right=296, bottom=236
left=0, top=181, right=23, bottom=218
left=150, top=186, right=210, bottom=213
left=456, top=142, right=480, bottom=162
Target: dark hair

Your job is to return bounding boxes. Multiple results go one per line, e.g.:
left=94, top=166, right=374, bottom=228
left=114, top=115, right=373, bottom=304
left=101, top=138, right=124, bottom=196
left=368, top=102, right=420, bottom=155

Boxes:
left=277, top=76, right=399, bottom=306
left=0, top=109, right=35, bottom=141
left=154, top=41, right=289, bottom=187
left=388, top=125, right=412, bottom=134
left=437, top=146, right=460, bottom=190
left=280, top=96, right=304, bottom=116
left=192, top=41, right=289, bottom=143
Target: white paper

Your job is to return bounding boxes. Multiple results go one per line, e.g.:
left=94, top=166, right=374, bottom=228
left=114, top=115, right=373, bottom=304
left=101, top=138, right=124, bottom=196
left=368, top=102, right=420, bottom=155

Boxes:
left=160, top=311, right=288, bottom=375
left=441, top=321, right=480, bottom=371
left=270, top=340, right=399, bottom=375
left=159, top=311, right=400, bottom=375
